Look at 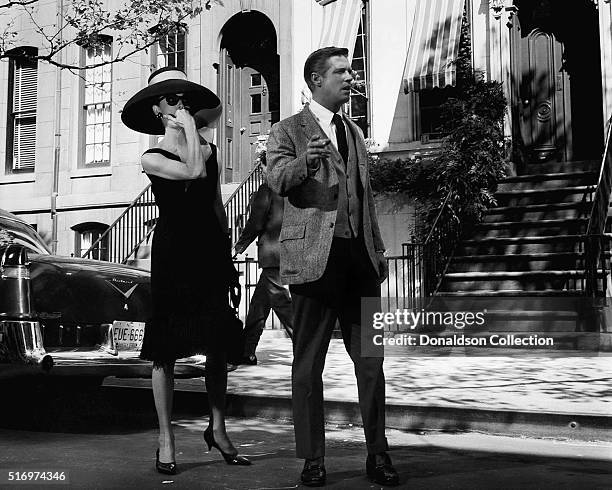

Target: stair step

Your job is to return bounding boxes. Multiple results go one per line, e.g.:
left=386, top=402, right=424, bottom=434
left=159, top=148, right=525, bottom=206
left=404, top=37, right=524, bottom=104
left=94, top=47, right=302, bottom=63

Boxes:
left=448, top=252, right=582, bottom=272
left=523, top=160, right=600, bottom=174
left=443, top=270, right=585, bottom=280
left=477, top=218, right=586, bottom=229
left=436, top=290, right=586, bottom=297
left=484, top=202, right=589, bottom=221
left=500, top=171, right=597, bottom=183
left=471, top=218, right=587, bottom=239
left=497, top=174, right=596, bottom=192
left=457, top=235, right=584, bottom=255
left=494, top=185, right=595, bottom=206
left=452, top=252, right=581, bottom=261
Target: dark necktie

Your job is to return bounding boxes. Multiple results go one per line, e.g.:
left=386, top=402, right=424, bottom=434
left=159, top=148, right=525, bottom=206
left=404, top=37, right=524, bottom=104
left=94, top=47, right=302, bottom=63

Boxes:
left=332, top=113, right=348, bottom=165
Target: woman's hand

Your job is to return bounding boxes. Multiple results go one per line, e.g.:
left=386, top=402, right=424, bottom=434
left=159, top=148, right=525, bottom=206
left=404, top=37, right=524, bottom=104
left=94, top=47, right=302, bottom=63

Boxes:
left=164, top=108, right=195, bottom=131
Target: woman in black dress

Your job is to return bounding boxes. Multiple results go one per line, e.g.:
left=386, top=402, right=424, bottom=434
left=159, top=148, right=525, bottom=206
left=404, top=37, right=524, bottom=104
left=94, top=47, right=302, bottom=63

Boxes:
left=122, top=67, right=250, bottom=474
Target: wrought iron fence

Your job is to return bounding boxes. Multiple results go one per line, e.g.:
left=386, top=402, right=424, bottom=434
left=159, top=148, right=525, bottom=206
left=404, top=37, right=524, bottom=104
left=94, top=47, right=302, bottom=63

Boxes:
left=233, top=252, right=421, bottom=327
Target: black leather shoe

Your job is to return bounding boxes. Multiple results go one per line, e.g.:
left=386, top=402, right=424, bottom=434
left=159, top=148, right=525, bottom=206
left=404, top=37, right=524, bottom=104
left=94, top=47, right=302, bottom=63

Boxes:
left=366, top=453, right=399, bottom=486
left=240, top=355, right=257, bottom=365
left=156, top=449, right=177, bottom=475
left=301, top=459, right=326, bottom=487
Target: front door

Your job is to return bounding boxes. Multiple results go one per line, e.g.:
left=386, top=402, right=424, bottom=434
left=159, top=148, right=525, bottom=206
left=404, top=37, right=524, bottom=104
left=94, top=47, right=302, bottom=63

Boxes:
left=219, top=49, right=271, bottom=183
left=518, top=28, right=571, bottom=161
left=239, top=67, right=271, bottom=175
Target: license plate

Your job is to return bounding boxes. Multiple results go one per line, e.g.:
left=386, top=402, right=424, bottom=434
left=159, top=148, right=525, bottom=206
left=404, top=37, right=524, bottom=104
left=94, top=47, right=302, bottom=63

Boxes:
left=112, top=321, right=145, bottom=351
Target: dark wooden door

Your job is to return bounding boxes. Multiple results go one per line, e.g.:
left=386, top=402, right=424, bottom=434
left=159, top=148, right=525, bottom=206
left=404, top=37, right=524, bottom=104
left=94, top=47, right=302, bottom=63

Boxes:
left=519, top=28, right=571, bottom=161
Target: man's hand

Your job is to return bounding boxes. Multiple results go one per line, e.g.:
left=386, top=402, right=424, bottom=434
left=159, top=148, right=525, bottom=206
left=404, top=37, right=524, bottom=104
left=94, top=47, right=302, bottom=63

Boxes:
left=306, top=134, right=331, bottom=169
left=376, top=251, right=388, bottom=284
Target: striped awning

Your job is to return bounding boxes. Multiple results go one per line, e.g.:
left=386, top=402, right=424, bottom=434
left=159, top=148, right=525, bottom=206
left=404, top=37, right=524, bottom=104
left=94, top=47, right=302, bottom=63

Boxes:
left=317, top=0, right=363, bottom=59
left=403, top=0, right=465, bottom=93
left=301, top=0, right=363, bottom=104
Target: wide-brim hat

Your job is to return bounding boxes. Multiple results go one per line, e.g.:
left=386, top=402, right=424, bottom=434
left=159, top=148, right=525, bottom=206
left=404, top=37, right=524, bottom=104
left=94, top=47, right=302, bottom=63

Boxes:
left=121, top=67, right=222, bottom=135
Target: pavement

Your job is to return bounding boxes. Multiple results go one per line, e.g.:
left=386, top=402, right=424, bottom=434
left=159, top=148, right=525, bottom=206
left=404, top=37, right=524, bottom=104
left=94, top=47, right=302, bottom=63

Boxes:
left=106, top=331, right=612, bottom=442
left=1, top=417, right=611, bottom=489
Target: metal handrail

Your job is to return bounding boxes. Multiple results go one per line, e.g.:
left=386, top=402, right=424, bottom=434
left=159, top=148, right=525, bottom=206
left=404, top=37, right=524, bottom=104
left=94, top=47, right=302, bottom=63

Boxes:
left=403, top=192, right=461, bottom=297
left=224, top=163, right=265, bottom=249
left=584, top=116, right=612, bottom=295
left=81, top=184, right=157, bottom=263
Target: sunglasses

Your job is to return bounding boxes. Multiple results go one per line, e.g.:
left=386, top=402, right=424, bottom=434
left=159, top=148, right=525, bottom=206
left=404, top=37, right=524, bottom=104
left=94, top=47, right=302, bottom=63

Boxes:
left=159, top=94, right=189, bottom=107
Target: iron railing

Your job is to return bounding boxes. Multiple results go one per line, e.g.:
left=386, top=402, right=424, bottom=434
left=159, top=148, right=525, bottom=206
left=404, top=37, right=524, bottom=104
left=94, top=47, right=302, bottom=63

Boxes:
left=233, top=253, right=418, bottom=326
left=224, top=163, right=265, bottom=249
left=82, top=185, right=157, bottom=263
left=82, top=163, right=265, bottom=264
left=584, top=117, right=612, bottom=296
left=401, top=193, right=461, bottom=298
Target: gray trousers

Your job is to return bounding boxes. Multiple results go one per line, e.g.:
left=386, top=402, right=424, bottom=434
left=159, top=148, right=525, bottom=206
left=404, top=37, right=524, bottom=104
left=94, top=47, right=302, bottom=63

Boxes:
left=244, top=267, right=294, bottom=356
left=289, top=237, right=388, bottom=459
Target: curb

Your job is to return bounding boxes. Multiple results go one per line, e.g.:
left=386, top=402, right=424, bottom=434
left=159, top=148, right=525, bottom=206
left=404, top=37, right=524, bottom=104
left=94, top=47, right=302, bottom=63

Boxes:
left=101, top=382, right=612, bottom=442
left=225, top=393, right=612, bottom=442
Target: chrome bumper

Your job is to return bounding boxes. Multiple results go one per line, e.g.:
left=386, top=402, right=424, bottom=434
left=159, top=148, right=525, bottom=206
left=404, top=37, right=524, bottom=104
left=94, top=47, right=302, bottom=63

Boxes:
left=0, top=320, right=53, bottom=378
left=0, top=320, right=207, bottom=380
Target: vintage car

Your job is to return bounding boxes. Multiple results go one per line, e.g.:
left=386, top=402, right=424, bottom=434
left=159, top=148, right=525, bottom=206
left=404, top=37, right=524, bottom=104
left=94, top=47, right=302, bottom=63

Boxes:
left=0, top=209, right=206, bottom=383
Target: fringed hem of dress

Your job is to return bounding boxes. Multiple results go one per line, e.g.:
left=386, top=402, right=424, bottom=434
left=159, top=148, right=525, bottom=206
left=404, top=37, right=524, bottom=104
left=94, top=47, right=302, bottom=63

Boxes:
left=139, top=307, right=243, bottom=365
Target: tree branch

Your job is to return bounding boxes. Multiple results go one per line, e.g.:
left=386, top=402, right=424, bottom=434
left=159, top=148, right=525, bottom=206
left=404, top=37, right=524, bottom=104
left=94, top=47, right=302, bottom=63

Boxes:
left=0, top=0, right=38, bottom=8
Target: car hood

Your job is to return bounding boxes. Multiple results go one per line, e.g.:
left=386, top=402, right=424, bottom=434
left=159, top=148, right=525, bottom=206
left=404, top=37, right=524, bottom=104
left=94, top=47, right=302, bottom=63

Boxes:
left=28, top=254, right=152, bottom=324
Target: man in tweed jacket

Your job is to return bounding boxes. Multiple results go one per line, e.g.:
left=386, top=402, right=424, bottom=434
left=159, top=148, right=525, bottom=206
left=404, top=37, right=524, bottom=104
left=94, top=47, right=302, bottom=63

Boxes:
left=266, top=46, right=399, bottom=487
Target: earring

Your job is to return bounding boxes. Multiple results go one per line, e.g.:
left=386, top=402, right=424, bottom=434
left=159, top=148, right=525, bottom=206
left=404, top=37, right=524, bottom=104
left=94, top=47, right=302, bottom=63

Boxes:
left=156, top=112, right=163, bottom=119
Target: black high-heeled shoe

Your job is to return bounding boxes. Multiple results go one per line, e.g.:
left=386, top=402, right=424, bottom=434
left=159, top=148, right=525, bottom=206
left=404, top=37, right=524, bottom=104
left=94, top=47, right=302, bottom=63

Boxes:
left=203, top=427, right=251, bottom=466
left=156, top=448, right=177, bottom=475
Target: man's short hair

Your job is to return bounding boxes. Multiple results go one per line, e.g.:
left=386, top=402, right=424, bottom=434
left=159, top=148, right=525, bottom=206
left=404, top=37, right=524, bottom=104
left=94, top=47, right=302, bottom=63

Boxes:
left=303, top=46, right=349, bottom=90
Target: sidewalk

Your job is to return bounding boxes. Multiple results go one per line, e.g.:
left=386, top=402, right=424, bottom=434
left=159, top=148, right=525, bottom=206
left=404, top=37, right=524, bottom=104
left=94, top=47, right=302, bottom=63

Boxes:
left=107, top=331, right=612, bottom=441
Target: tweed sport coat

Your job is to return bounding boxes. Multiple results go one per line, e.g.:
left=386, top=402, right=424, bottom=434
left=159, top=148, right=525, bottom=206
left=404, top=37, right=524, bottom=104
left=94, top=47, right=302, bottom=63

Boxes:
left=266, top=104, right=386, bottom=285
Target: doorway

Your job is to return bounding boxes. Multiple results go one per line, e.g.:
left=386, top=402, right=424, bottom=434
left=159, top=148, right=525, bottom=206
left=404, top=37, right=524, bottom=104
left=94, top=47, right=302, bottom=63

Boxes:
left=219, top=11, right=279, bottom=183
left=512, top=0, right=604, bottom=162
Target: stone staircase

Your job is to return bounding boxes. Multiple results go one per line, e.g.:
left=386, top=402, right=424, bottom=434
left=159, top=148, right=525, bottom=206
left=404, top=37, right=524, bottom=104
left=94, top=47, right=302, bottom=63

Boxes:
left=438, top=160, right=600, bottom=297
left=432, top=160, right=610, bottom=345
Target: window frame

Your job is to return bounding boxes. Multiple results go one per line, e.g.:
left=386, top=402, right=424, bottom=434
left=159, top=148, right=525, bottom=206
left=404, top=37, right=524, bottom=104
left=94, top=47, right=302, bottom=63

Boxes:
left=80, top=35, right=113, bottom=168
left=5, top=47, right=38, bottom=174
left=72, top=222, right=109, bottom=260
left=151, top=29, right=186, bottom=72
left=347, top=2, right=370, bottom=138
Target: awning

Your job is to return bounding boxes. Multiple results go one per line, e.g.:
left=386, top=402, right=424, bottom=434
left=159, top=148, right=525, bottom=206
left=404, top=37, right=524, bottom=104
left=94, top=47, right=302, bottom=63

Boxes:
left=301, top=0, right=363, bottom=103
left=403, top=0, right=465, bottom=93
left=317, top=0, right=363, bottom=59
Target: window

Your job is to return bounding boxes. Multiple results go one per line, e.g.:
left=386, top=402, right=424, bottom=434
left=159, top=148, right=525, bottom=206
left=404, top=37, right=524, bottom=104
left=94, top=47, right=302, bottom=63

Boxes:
left=73, top=222, right=108, bottom=260
left=417, top=3, right=468, bottom=141
left=419, top=87, right=457, bottom=141
left=250, top=73, right=262, bottom=87
left=347, top=4, right=369, bottom=137
left=251, top=94, right=262, bottom=114
left=154, top=30, right=185, bottom=71
left=6, top=48, right=38, bottom=173
left=83, top=36, right=112, bottom=167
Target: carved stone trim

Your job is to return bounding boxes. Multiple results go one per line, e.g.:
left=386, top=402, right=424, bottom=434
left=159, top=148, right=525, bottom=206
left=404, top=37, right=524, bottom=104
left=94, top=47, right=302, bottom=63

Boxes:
left=491, top=0, right=505, bottom=19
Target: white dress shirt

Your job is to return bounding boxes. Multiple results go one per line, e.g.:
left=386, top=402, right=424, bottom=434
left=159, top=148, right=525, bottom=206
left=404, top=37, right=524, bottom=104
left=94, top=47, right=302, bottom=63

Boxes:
left=308, top=99, right=347, bottom=152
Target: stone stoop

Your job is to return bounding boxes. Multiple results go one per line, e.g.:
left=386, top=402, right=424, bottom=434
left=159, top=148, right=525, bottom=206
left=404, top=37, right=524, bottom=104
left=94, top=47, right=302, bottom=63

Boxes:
left=439, top=160, right=600, bottom=297
left=435, top=160, right=609, bottom=340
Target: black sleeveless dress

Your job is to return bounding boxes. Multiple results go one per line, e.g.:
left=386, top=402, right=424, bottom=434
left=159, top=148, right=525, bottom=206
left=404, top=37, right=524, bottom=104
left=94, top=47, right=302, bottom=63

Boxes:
left=139, top=145, right=239, bottom=365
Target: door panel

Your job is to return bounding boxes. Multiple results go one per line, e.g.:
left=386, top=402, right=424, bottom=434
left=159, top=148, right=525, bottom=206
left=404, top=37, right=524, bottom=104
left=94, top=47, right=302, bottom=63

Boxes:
left=519, top=28, right=570, bottom=161
left=240, top=67, right=270, bottom=175
left=220, top=52, right=270, bottom=183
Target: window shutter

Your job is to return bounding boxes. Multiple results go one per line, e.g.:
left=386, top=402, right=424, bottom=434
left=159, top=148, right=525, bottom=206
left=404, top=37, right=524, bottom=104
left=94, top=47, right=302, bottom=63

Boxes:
left=12, top=59, right=38, bottom=171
